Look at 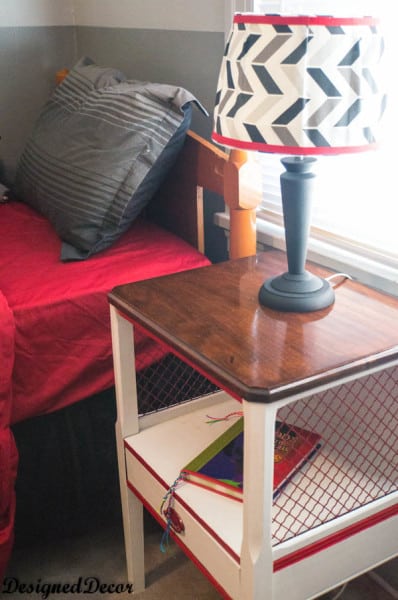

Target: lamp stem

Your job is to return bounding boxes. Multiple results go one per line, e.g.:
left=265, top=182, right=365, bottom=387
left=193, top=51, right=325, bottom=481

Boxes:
left=281, top=156, right=315, bottom=276
left=258, top=156, right=335, bottom=312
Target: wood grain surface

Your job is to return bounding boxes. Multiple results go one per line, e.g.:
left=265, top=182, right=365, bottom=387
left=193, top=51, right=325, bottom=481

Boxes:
left=109, top=252, right=398, bottom=402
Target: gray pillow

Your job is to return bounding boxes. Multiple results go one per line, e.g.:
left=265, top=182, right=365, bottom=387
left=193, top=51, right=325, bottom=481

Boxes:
left=14, top=57, right=206, bottom=260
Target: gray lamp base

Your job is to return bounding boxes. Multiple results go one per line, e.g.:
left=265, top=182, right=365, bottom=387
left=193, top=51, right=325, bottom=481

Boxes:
left=259, top=271, right=335, bottom=312
left=259, top=156, right=336, bottom=313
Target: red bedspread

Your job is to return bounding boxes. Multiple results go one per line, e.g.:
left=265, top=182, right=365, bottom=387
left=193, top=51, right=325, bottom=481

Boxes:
left=0, top=291, right=18, bottom=582
left=0, top=201, right=210, bottom=424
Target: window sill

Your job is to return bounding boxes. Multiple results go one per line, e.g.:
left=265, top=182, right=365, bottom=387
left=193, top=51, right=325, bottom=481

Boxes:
left=214, top=212, right=398, bottom=297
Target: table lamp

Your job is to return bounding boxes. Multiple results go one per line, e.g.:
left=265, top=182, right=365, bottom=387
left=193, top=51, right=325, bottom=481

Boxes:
left=212, top=14, right=385, bottom=312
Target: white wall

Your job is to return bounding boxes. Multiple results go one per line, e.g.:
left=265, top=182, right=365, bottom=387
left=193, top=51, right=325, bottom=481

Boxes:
left=0, top=0, right=74, bottom=26
left=73, top=0, right=225, bottom=31
left=0, top=0, right=225, bottom=32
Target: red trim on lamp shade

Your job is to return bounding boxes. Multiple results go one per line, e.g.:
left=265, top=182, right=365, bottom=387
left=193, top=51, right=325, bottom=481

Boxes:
left=211, top=132, right=379, bottom=156
left=233, top=14, right=380, bottom=27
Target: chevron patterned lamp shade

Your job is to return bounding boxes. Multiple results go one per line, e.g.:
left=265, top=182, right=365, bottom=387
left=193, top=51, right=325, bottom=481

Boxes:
left=212, top=13, right=385, bottom=312
left=213, top=14, right=385, bottom=154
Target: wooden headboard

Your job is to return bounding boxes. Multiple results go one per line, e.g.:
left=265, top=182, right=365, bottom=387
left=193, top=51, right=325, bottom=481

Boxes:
left=55, top=69, right=259, bottom=260
left=149, top=130, right=258, bottom=260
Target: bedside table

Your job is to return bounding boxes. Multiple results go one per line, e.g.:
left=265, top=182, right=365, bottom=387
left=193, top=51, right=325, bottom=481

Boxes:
left=108, top=252, right=398, bottom=600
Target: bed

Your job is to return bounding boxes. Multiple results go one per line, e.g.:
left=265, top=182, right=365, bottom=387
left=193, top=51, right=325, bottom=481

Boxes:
left=0, top=59, right=257, bottom=579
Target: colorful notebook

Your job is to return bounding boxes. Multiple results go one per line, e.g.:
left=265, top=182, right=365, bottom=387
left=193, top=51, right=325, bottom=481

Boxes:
left=181, top=417, right=321, bottom=501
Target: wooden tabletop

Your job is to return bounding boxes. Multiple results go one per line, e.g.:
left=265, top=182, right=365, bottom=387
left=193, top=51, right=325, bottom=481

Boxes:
left=109, top=252, right=398, bottom=402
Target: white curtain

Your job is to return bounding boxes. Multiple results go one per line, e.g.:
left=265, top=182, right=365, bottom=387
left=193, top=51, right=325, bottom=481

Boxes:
left=251, top=0, right=397, bottom=263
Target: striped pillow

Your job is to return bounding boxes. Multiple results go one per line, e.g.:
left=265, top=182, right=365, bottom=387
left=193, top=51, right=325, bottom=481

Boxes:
left=14, top=57, right=203, bottom=260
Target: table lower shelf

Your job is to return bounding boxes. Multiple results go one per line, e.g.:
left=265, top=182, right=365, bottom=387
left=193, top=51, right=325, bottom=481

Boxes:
left=123, top=391, right=398, bottom=599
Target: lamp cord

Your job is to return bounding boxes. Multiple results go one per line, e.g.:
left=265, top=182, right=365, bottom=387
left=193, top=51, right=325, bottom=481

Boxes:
left=327, top=571, right=398, bottom=600
left=368, top=570, right=398, bottom=599
left=329, top=582, right=348, bottom=600
left=326, top=273, right=353, bottom=288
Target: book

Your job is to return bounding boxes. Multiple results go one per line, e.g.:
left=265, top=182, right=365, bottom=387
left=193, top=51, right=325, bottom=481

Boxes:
left=181, top=417, right=321, bottom=501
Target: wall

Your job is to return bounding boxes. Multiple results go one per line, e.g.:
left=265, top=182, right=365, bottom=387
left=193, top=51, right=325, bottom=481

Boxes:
left=0, top=0, right=77, bottom=183
left=1, top=0, right=225, bottom=183
left=73, top=0, right=225, bottom=140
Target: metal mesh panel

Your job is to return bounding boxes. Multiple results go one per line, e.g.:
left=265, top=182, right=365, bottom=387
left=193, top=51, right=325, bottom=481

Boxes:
left=134, top=326, right=218, bottom=415
left=272, top=365, right=398, bottom=545
left=133, top=323, right=397, bottom=547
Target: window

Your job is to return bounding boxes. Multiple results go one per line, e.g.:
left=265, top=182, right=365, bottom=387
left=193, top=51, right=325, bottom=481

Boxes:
left=224, top=0, right=397, bottom=294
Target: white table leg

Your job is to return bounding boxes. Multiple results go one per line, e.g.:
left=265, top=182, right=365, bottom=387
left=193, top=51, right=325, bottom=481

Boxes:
left=240, top=400, right=277, bottom=599
left=110, top=306, right=145, bottom=590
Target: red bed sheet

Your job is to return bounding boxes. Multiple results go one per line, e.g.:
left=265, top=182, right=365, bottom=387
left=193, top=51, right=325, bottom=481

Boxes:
left=0, top=291, right=18, bottom=582
left=0, top=201, right=210, bottom=424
